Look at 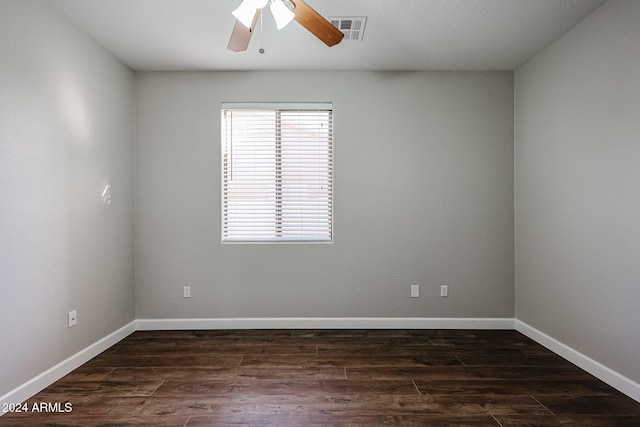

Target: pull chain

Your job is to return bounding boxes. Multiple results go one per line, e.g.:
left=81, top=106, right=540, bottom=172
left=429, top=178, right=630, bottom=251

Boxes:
left=259, top=8, right=265, bottom=54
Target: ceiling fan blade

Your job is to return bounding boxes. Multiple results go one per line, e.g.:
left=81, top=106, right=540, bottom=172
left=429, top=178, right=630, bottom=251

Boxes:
left=227, top=9, right=261, bottom=52
left=292, top=0, right=344, bottom=47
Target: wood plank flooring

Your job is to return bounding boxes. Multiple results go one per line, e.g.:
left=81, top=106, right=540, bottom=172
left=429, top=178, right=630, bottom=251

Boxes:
left=2, top=329, right=639, bottom=426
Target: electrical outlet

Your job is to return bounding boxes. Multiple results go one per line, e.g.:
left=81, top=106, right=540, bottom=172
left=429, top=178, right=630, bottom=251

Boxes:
left=183, top=286, right=191, bottom=298
left=440, top=285, right=449, bottom=297
left=68, top=310, right=77, bottom=327
left=411, top=285, right=419, bottom=298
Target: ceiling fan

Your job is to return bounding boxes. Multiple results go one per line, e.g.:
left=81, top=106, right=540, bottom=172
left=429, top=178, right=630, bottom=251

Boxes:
left=228, top=0, right=344, bottom=52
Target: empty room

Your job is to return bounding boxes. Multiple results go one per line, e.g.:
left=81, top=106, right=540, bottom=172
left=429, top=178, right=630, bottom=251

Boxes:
left=1, top=0, right=639, bottom=425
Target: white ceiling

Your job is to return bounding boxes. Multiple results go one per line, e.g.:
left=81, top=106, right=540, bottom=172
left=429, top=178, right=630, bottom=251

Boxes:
left=50, top=0, right=608, bottom=71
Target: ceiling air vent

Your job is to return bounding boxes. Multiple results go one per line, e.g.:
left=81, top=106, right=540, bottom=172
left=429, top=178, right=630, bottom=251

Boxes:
left=329, top=16, right=367, bottom=41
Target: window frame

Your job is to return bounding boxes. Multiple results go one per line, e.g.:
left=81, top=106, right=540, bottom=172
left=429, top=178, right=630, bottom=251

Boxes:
left=221, top=102, right=334, bottom=244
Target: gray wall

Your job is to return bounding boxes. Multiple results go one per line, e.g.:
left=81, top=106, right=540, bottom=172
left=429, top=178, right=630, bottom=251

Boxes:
left=0, top=1, right=135, bottom=397
left=135, top=71, right=514, bottom=319
left=515, top=0, right=640, bottom=384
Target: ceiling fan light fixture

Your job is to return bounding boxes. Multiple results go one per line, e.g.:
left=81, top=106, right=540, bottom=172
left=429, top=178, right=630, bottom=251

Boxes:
left=251, top=0, right=270, bottom=8
left=232, top=0, right=258, bottom=29
left=270, top=0, right=295, bottom=30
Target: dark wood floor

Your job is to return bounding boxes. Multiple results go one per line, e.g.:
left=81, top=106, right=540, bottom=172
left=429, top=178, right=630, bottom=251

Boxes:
left=2, top=329, right=640, bottom=426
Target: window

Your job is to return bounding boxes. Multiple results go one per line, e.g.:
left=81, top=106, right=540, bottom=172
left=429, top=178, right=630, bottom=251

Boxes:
left=221, top=103, right=333, bottom=242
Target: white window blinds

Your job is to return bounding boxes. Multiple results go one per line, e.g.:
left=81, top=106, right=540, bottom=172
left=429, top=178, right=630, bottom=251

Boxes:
left=221, top=103, right=333, bottom=242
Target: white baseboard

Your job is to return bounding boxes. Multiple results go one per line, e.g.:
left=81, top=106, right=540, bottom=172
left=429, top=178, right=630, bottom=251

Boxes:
left=135, top=317, right=515, bottom=331
left=0, top=321, right=136, bottom=411
left=4, top=317, right=639, bottom=416
left=515, top=319, right=640, bottom=403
